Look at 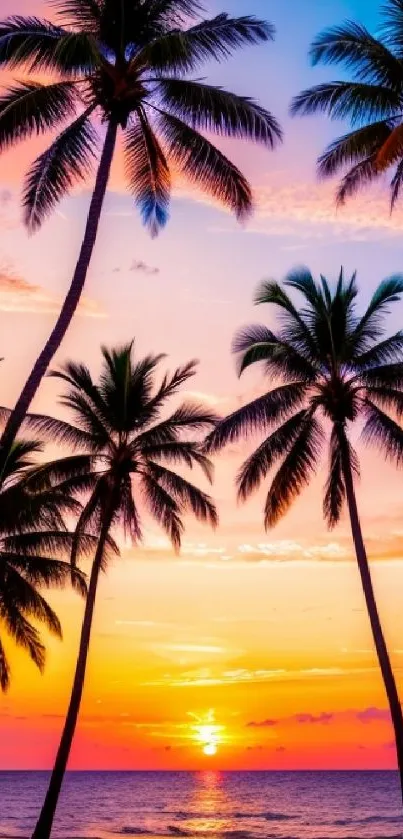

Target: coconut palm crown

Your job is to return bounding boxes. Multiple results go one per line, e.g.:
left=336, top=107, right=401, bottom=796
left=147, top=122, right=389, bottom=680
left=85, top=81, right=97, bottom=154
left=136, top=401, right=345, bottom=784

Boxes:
left=0, top=440, right=87, bottom=691
left=0, top=0, right=281, bottom=232
left=206, top=268, right=403, bottom=527
left=291, top=0, right=403, bottom=206
left=28, top=343, right=219, bottom=549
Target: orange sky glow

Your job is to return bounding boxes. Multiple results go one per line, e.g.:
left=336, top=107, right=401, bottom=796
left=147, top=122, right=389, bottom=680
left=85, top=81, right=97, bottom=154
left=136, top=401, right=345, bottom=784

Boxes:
left=1, top=0, right=403, bottom=771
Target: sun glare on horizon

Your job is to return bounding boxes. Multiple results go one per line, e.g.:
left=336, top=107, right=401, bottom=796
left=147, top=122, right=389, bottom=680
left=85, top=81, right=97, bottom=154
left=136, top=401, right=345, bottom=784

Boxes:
left=189, top=711, right=224, bottom=757
left=203, top=742, right=218, bottom=756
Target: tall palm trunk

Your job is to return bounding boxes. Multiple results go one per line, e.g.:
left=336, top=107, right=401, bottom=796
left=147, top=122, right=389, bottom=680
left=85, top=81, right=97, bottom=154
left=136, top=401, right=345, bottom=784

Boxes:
left=31, top=505, right=115, bottom=839
left=340, top=432, right=403, bottom=803
left=0, top=120, right=118, bottom=480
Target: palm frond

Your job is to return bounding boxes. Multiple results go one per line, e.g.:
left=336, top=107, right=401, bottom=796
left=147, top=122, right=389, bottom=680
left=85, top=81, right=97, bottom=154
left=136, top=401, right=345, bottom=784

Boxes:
left=323, top=426, right=345, bottom=529
left=336, top=155, right=379, bottom=204
left=309, top=21, right=403, bottom=87
left=256, top=275, right=320, bottom=360
left=144, top=0, right=203, bottom=30
left=317, top=121, right=392, bottom=178
left=354, top=331, right=403, bottom=367
left=281, top=266, right=321, bottom=306
left=138, top=403, right=218, bottom=449
left=0, top=637, right=10, bottom=692
left=99, top=346, right=166, bottom=431
left=0, top=602, right=46, bottom=671
left=233, top=323, right=316, bottom=381
left=1, top=567, right=62, bottom=637
left=125, top=110, right=171, bottom=237
left=376, top=122, right=403, bottom=170
left=24, top=412, right=95, bottom=451
left=237, top=409, right=310, bottom=501
left=0, top=440, right=43, bottom=484
left=52, top=0, right=102, bottom=31
left=157, top=109, right=252, bottom=219
left=157, top=78, right=282, bottom=147
left=4, top=554, right=87, bottom=597
left=0, top=16, right=100, bottom=75
left=117, top=477, right=142, bottom=543
left=50, top=361, right=112, bottom=439
left=264, top=413, right=324, bottom=528
left=290, top=81, right=400, bottom=125
left=142, top=441, right=214, bottom=482
left=0, top=80, right=79, bottom=153
left=351, top=276, right=403, bottom=351
left=1, top=488, right=81, bottom=534
left=141, top=472, right=183, bottom=550
left=21, top=455, right=95, bottom=493
left=23, top=109, right=98, bottom=232
left=362, top=398, right=403, bottom=463
left=146, top=462, right=217, bottom=527
left=3, top=531, right=96, bottom=562
left=149, top=360, right=198, bottom=408
left=390, top=157, right=403, bottom=207
left=366, top=384, right=403, bottom=418
left=205, top=383, right=307, bottom=453
left=382, top=0, right=403, bottom=56
left=323, top=425, right=360, bottom=529
left=139, top=14, right=274, bottom=73
left=58, top=391, right=111, bottom=446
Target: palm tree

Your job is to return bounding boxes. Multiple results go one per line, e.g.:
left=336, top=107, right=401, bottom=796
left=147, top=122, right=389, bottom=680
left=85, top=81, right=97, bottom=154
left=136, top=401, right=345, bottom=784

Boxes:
left=26, top=342, right=218, bottom=839
left=0, top=0, right=281, bottom=475
left=290, top=0, right=403, bottom=206
left=206, top=268, right=403, bottom=802
left=0, top=439, right=87, bottom=690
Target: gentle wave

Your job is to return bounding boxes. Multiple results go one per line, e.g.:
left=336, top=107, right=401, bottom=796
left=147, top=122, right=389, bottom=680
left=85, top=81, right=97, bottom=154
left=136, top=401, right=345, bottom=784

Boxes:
left=334, top=814, right=403, bottom=826
left=168, top=828, right=252, bottom=839
left=172, top=812, right=295, bottom=822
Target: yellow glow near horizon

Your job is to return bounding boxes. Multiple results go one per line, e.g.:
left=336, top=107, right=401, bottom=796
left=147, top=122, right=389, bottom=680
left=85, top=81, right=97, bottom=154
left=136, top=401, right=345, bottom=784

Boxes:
left=191, top=713, right=223, bottom=756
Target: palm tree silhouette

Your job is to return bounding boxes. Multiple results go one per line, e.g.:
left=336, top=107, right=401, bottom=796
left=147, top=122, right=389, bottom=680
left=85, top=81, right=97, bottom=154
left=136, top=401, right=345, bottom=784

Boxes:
left=290, top=0, right=403, bottom=205
left=27, top=342, right=218, bottom=838
left=0, top=0, right=281, bottom=474
left=206, top=268, right=403, bottom=802
left=0, top=439, right=87, bottom=690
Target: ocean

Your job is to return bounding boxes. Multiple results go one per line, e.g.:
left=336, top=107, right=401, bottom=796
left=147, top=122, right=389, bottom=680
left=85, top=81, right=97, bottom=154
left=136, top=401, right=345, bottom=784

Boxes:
left=0, top=771, right=402, bottom=839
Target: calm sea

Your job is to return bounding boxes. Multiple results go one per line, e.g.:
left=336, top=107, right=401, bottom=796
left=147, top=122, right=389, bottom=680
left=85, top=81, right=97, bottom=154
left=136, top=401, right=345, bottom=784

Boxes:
left=0, top=771, right=402, bottom=839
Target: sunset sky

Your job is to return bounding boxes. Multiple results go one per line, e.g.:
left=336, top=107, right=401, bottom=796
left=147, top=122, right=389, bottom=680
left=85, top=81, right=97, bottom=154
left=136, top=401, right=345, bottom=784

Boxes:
left=2, top=0, right=403, bottom=771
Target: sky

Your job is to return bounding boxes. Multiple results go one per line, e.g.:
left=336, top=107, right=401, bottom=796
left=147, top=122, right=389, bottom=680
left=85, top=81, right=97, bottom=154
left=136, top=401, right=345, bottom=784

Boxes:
left=2, top=0, right=403, bottom=771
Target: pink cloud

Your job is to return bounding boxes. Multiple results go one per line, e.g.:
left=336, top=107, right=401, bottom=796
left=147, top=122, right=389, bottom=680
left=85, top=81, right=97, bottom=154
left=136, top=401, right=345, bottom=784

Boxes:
left=356, top=707, right=391, bottom=724
left=247, top=719, right=278, bottom=728
left=294, top=712, right=334, bottom=725
left=0, top=267, right=104, bottom=317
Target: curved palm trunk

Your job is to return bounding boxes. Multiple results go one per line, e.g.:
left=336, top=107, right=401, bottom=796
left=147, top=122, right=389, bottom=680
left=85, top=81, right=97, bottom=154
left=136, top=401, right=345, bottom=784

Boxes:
left=0, top=120, right=118, bottom=480
left=340, top=434, right=403, bottom=803
left=31, top=507, right=114, bottom=839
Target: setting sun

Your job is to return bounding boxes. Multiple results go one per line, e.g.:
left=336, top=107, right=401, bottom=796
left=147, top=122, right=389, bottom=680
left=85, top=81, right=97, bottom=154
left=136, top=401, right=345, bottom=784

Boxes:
left=189, top=712, right=224, bottom=756
left=203, top=743, right=217, bottom=757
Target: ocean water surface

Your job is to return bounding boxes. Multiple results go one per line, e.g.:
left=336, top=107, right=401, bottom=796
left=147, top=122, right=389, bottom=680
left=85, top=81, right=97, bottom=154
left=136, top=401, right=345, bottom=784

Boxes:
left=0, top=770, right=402, bottom=839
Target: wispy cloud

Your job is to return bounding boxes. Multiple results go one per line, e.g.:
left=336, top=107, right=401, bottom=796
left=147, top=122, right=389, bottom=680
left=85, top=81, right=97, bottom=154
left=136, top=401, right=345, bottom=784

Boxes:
left=238, top=540, right=348, bottom=561
left=0, top=266, right=104, bottom=317
left=178, top=172, right=403, bottom=243
left=356, top=707, right=391, bottom=724
left=247, top=719, right=278, bottom=728
left=130, top=259, right=159, bottom=276
left=142, top=666, right=376, bottom=689
left=158, top=643, right=228, bottom=655
left=247, top=707, right=392, bottom=729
